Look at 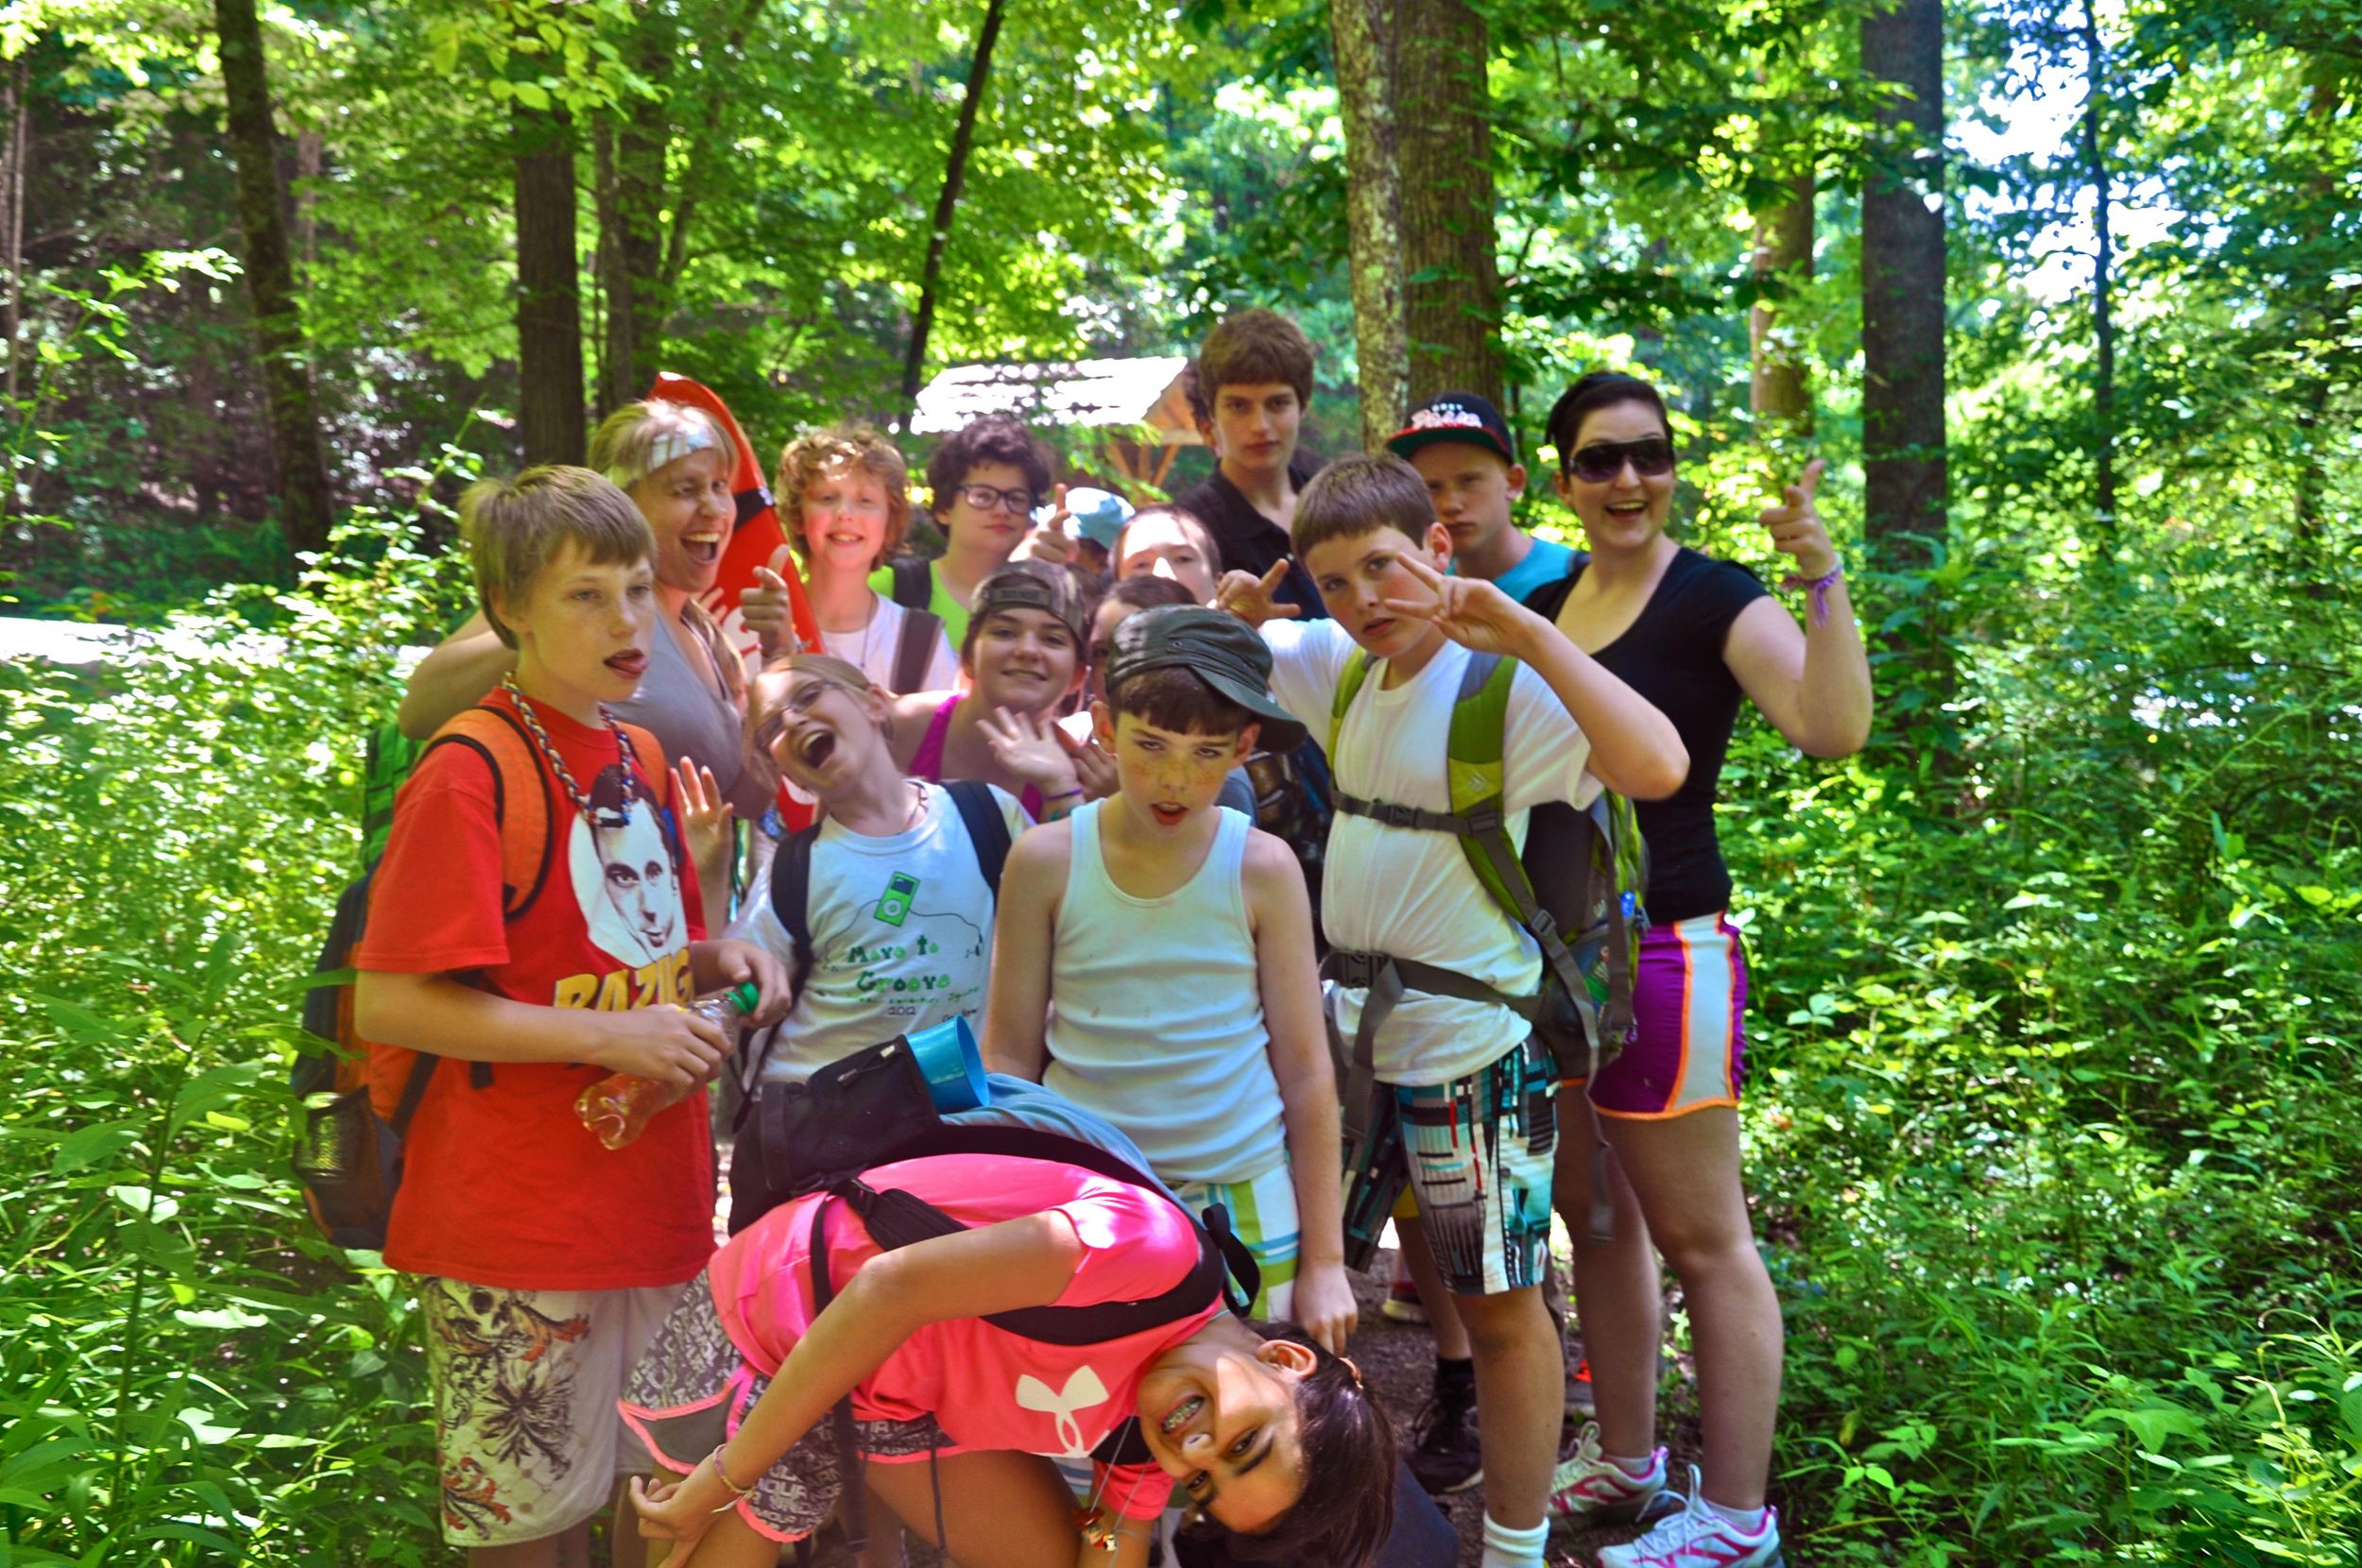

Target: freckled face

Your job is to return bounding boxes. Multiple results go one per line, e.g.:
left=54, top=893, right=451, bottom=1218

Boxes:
left=1094, top=708, right=1253, bottom=834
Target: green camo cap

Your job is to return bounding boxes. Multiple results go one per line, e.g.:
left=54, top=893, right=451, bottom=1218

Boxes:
left=1104, top=605, right=1307, bottom=751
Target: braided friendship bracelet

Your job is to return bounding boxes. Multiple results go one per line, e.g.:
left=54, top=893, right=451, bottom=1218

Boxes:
left=1781, top=566, right=1844, bottom=629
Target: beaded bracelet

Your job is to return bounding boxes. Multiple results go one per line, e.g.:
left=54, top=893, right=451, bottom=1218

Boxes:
left=707, top=1444, right=755, bottom=1512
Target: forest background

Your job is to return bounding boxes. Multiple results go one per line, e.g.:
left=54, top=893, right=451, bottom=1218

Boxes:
left=1, top=0, right=2357, bottom=1563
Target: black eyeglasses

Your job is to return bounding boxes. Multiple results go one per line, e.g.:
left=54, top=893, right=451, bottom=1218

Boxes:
left=1566, top=437, right=1675, bottom=484
left=955, top=483, right=1040, bottom=515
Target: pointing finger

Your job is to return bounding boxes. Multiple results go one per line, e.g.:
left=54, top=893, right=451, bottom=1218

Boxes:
left=1258, top=559, right=1291, bottom=594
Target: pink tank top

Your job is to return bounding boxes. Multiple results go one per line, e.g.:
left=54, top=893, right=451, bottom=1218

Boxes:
left=909, top=693, right=1043, bottom=820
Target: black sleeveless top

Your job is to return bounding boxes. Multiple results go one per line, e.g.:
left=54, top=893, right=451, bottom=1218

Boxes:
left=1523, top=547, right=1769, bottom=923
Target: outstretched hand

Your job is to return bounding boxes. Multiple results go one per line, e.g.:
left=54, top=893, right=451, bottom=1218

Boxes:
left=674, top=757, right=734, bottom=873
left=1213, top=560, right=1302, bottom=627
left=1758, top=458, right=1837, bottom=580
left=1380, top=553, right=1538, bottom=657
left=978, top=706, right=1085, bottom=797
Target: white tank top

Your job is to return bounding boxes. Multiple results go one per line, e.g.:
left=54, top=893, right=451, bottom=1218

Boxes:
left=1042, top=801, right=1288, bottom=1185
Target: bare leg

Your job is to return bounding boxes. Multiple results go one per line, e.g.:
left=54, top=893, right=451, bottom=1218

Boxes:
left=1396, top=1217, right=1473, bottom=1360
left=657, top=1508, right=782, bottom=1568
left=1450, top=1285, right=1563, bottom=1529
left=864, top=1450, right=1085, bottom=1568
left=1600, top=1106, right=1782, bottom=1511
left=1555, top=1096, right=1663, bottom=1459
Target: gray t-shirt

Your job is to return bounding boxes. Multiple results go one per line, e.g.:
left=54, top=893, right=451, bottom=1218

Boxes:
left=614, top=614, right=770, bottom=820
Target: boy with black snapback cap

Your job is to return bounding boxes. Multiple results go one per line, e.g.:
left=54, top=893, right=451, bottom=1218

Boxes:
left=1387, top=391, right=1580, bottom=606
left=983, top=605, right=1355, bottom=1350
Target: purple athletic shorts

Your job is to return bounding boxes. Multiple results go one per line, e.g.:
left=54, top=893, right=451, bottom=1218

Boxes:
left=1566, top=912, right=1749, bottom=1118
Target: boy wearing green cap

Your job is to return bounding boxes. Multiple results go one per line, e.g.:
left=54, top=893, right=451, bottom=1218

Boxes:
left=981, top=605, right=1354, bottom=1351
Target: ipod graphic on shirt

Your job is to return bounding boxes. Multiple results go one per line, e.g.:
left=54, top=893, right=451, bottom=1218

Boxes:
left=873, top=872, right=920, bottom=928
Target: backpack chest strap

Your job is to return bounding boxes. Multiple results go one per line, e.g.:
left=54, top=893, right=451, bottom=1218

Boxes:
left=1330, top=789, right=1505, bottom=838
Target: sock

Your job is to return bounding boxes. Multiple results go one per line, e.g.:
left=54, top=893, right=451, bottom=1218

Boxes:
left=1706, top=1499, right=1771, bottom=1535
left=1604, top=1449, right=1657, bottom=1477
left=1434, top=1355, right=1475, bottom=1394
left=1479, top=1514, right=1549, bottom=1568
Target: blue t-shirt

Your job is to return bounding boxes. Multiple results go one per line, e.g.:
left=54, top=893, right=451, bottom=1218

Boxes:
left=1453, top=533, right=1579, bottom=605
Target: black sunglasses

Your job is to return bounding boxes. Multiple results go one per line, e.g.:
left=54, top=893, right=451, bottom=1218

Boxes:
left=1566, top=437, right=1675, bottom=484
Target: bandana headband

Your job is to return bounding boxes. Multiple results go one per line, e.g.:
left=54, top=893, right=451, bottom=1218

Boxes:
left=606, top=424, right=721, bottom=490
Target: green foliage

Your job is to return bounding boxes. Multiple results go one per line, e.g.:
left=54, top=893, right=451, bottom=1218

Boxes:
left=0, top=486, right=471, bottom=1563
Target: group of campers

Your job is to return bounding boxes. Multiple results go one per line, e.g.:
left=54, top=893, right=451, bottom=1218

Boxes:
left=349, top=308, right=1873, bottom=1568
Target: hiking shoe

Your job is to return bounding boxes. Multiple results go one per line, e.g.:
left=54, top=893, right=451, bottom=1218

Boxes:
left=1596, top=1466, right=1783, bottom=1568
left=1381, top=1269, right=1429, bottom=1324
left=1547, top=1422, right=1666, bottom=1524
left=1403, top=1379, right=1482, bottom=1493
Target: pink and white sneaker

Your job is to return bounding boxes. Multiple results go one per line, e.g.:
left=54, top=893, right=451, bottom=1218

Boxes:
left=1548, top=1422, right=1667, bottom=1525
left=1596, top=1465, right=1784, bottom=1568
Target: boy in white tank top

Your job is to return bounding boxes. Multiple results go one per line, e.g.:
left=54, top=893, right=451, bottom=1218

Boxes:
left=983, top=607, right=1354, bottom=1351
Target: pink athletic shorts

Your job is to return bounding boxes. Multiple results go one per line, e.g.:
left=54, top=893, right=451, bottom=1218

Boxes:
left=1566, top=912, right=1749, bottom=1119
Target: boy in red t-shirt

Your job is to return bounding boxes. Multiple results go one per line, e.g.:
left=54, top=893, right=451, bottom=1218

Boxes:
left=354, top=465, right=790, bottom=1565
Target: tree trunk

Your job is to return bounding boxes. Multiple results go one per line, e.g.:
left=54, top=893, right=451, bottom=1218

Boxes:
left=898, top=0, right=1010, bottom=433
left=1749, top=169, right=1813, bottom=436
left=1859, top=0, right=1946, bottom=575
left=4, top=57, right=28, bottom=405
left=513, top=99, right=586, bottom=466
left=2077, top=0, right=2114, bottom=554
left=1330, top=0, right=1407, bottom=449
left=1397, top=0, right=1499, bottom=407
left=212, top=0, right=336, bottom=555
left=596, top=15, right=672, bottom=416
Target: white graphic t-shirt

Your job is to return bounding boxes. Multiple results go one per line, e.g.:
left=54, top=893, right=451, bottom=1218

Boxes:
left=728, top=781, right=1027, bottom=1084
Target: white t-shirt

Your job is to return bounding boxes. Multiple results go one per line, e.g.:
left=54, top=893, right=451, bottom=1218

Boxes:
left=1264, top=620, right=1600, bottom=1087
left=727, top=781, right=1028, bottom=1084
left=821, top=596, right=960, bottom=695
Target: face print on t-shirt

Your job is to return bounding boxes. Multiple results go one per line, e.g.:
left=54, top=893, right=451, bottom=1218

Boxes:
left=569, top=763, right=686, bottom=969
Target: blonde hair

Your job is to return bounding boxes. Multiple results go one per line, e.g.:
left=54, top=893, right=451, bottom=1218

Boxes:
left=589, top=400, right=731, bottom=492
left=745, top=653, right=881, bottom=793
left=776, top=423, right=913, bottom=566
left=460, top=466, right=653, bottom=649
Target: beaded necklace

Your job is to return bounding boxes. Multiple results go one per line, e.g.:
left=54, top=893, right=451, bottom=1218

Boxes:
left=500, top=673, right=642, bottom=827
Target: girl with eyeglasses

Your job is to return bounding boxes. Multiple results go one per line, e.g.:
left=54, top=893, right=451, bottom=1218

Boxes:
left=1525, top=371, right=1872, bottom=1568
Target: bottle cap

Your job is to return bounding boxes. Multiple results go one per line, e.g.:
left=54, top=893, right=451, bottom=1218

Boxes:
left=727, top=981, right=762, bottom=1014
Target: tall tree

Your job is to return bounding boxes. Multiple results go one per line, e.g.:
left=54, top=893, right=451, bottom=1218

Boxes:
left=1329, top=0, right=1407, bottom=448
left=513, top=94, right=585, bottom=466
left=592, top=15, right=669, bottom=417
left=1397, top=0, right=1499, bottom=407
left=1749, top=167, right=1813, bottom=436
left=2074, top=0, right=2114, bottom=553
left=1859, top=0, right=1945, bottom=573
left=898, top=0, right=1010, bottom=433
left=210, top=0, right=335, bottom=554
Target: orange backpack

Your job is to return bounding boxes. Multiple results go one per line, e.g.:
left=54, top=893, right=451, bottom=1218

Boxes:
left=292, top=707, right=666, bottom=1249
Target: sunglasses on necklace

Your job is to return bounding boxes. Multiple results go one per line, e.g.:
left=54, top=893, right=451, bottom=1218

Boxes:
left=1566, top=437, right=1676, bottom=484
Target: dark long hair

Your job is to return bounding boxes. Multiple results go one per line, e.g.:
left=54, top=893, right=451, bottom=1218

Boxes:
left=1198, top=1324, right=1397, bottom=1568
left=1544, top=371, right=1672, bottom=471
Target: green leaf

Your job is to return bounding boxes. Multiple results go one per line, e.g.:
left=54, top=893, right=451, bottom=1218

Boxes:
left=51, top=1120, right=142, bottom=1173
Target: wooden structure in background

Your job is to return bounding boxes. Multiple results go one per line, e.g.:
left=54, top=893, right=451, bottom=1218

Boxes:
left=910, top=356, right=1202, bottom=492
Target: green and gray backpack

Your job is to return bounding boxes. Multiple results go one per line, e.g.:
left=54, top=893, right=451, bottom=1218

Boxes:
left=1325, top=647, right=1649, bottom=1240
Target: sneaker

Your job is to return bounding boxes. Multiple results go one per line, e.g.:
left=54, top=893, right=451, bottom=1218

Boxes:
left=1402, top=1378, right=1482, bottom=1493
left=1381, top=1270, right=1429, bottom=1324
left=1596, top=1466, right=1783, bottom=1568
left=1547, top=1422, right=1666, bottom=1524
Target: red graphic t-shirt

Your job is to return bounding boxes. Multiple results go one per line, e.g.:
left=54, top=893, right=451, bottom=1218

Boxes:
left=708, top=1152, right=1220, bottom=1520
left=353, top=690, right=715, bottom=1290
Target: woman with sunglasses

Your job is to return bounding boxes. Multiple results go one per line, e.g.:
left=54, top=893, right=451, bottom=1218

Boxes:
left=1525, top=372, right=1871, bottom=1568
left=873, top=416, right=1055, bottom=650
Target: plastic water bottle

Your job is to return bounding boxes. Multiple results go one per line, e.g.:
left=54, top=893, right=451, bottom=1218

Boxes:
left=576, top=982, right=761, bottom=1150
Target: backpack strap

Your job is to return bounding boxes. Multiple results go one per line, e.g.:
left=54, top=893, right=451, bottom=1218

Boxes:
left=738, top=821, right=822, bottom=1116
left=891, top=557, right=933, bottom=611
left=428, top=707, right=559, bottom=921
left=386, top=1051, right=439, bottom=1138
left=807, top=1200, right=871, bottom=1556
left=943, top=778, right=1011, bottom=895
left=889, top=606, right=945, bottom=694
